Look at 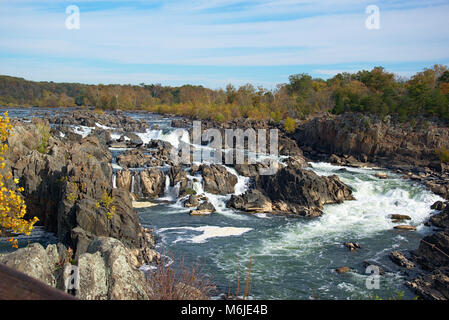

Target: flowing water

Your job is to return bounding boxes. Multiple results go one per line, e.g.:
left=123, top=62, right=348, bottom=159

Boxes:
left=0, top=107, right=443, bottom=300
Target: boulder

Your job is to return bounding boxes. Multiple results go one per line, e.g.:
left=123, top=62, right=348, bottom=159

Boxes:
left=336, top=267, right=351, bottom=274
left=190, top=201, right=216, bottom=216
left=256, top=166, right=354, bottom=212
left=200, top=164, right=238, bottom=195
left=227, top=189, right=272, bottom=213
left=394, top=225, right=417, bottom=231
left=389, top=251, right=415, bottom=269
left=135, top=169, right=166, bottom=199
left=79, top=237, right=151, bottom=300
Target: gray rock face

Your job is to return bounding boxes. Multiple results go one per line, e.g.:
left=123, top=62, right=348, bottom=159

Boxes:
left=0, top=238, right=152, bottom=300
left=0, top=243, right=62, bottom=288
left=79, top=237, right=151, bottom=300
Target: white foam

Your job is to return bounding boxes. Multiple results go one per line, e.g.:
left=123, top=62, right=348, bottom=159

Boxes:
left=136, top=128, right=190, bottom=148
left=158, top=226, right=252, bottom=244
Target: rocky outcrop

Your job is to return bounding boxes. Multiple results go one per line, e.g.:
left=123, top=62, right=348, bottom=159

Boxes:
left=200, top=164, right=238, bottom=195
left=252, top=166, right=354, bottom=217
left=51, top=109, right=149, bottom=132
left=5, top=123, right=156, bottom=266
left=294, top=113, right=449, bottom=199
left=0, top=238, right=153, bottom=300
left=117, top=149, right=151, bottom=168
left=389, top=251, right=415, bottom=269
left=79, top=237, right=152, bottom=300
left=407, top=204, right=449, bottom=299
left=406, top=267, right=449, bottom=300
left=133, top=169, right=166, bottom=199
left=0, top=243, right=68, bottom=288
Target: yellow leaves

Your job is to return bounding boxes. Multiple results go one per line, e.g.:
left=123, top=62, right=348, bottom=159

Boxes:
left=0, top=112, right=37, bottom=248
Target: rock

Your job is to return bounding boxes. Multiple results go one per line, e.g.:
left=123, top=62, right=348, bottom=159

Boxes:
left=375, top=172, right=388, bottom=179
left=363, top=261, right=385, bottom=275
left=415, top=231, right=449, bottom=270
left=390, top=214, right=412, bottom=221
left=125, top=133, right=144, bottom=147
left=117, top=149, right=150, bottom=168
left=184, top=195, right=200, bottom=208
left=394, top=225, right=417, bottom=231
left=255, top=166, right=354, bottom=215
left=344, top=242, right=361, bottom=251
left=406, top=267, right=449, bottom=300
left=200, top=164, right=238, bottom=195
left=389, top=251, right=415, bottom=269
left=79, top=237, right=151, bottom=300
left=0, top=243, right=64, bottom=288
left=429, top=207, right=449, bottom=229
left=431, top=201, right=446, bottom=211
left=116, top=169, right=133, bottom=191
left=336, top=267, right=351, bottom=274
left=135, top=169, right=166, bottom=199
left=227, top=189, right=272, bottom=213
left=190, top=201, right=216, bottom=216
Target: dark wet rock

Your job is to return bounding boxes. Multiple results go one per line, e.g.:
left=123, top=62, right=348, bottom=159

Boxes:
left=389, top=251, right=415, bottom=269
left=431, top=201, right=446, bottom=211
left=227, top=189, right=272, bottom=213
left=363, top=261, right=386, bottom=275
left=184, top=195, right=200, bottom=208
left=390, top=214, right=412, bottom=221
left=256, top=166, right=354, bottom=212
left=344, top=242, right=361, bottom=251
left=406, top=267, right=449, bottom=300
left=415, top=231, right=449, bottom=270
left=429, top=207, right=449, bottom=230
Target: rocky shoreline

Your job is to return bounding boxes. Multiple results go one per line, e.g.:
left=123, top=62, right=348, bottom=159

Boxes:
left=0, top=109, right=448, bottom=299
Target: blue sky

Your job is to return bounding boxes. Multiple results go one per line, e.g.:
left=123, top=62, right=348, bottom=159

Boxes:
left=1, top=0, right=449, bottom=89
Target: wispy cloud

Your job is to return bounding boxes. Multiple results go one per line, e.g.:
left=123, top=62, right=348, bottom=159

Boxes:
left=0, top=0, right=448, bottom=87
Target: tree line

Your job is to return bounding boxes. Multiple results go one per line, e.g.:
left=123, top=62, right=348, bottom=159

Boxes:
left=1, top=64, right=448, bottom=123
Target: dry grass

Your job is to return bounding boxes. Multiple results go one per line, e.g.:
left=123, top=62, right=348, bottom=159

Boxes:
left=147, top=253, right=216, bottom=300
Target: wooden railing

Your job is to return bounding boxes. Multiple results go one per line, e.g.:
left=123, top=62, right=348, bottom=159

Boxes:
left=0, top=263, right=77, bottom=300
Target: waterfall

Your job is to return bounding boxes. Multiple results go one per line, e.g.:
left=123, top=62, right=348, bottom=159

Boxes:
left=112, top=173, right=117, bottom=189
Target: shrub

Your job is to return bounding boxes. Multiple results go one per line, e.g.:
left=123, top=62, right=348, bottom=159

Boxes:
left=284, top=117, right=297, bottom=133
left=95, top=191, right=116, bottom=219
left=36, top=123, right=50, bottom=154
left=436, top=147, right=449, bottom=163
left=0, top=112, right=39, bottom=248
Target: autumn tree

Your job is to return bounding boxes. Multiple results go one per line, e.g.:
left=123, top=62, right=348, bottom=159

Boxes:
left=0, top=112, right=38, bottom=248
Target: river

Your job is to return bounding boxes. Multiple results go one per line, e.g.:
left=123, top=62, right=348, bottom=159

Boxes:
left=0, top=107, right=443, bottom=300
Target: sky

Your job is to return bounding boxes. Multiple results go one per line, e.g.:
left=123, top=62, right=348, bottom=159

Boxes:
left=1, top=0, right=449, bottom=89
